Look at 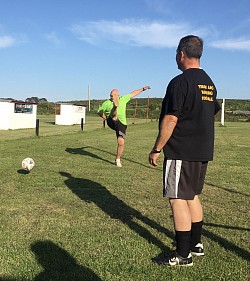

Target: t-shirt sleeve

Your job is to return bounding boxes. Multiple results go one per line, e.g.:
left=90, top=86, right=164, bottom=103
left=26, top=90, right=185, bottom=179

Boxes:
left=163, top=79, right=186, bottom=117
left=120, top=94, right=131, bottom=103
left=214, top=100, right=221, bottom=115
left=97, top=104, right=103, bottom=113
left=97, top=100, right=109, bottom=115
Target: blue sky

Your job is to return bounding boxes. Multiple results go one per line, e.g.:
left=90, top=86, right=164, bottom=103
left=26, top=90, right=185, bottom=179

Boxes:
left=0, top=0, right=250, bottom=102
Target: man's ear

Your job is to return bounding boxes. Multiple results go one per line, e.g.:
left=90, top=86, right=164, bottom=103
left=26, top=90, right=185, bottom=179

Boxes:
left=180, top=50, right=185, bottom=60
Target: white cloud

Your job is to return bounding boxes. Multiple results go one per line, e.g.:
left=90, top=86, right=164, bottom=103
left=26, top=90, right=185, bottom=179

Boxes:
left=44, top=32, right=63, bottom=47
left=70, top=19, right=210, bottom=49
left=0, top=35, right=15, bottom=48
left=70, top=19, right=250, bottom=52
left=210, top=38, right=250, bottom=51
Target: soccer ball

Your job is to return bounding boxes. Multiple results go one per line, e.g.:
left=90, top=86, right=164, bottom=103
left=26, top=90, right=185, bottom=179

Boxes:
left=22, top=157, right=35, bottom=171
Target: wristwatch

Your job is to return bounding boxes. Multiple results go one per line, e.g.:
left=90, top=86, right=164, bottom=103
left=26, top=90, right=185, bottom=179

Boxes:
left=151, top=148, right=161, bottom=154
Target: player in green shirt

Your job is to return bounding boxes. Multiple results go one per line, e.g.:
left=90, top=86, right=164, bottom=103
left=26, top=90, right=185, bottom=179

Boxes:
left=97, top=86, right=151, bottom=167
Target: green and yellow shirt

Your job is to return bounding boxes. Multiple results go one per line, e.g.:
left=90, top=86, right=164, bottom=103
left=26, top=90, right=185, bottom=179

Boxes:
left=97, top=94, right=131, bottom=125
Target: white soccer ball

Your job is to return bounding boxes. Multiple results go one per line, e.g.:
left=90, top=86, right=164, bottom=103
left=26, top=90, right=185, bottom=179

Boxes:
left=22, top=157, right=35, bottom=171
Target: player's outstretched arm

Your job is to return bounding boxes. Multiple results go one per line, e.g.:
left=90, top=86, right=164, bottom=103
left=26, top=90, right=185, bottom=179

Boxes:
left=130, top=86, right=151, bottom=98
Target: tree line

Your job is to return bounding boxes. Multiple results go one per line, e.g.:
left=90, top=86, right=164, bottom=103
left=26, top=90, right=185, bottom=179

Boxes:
left=29, top=97, right=250, bottom=122
left=2, top=96, right=249, bottom=122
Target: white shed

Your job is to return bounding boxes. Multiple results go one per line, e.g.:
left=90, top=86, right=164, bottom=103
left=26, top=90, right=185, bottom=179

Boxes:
left=0, top=101, right=37, bottom=130
left=55, top=104, right=86, bottom=125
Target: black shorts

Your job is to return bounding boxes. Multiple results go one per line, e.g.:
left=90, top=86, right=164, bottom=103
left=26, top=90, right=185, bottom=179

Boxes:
left=106, top=117, right=127, bottom=139
left=163, top=159, right=208, bottom=200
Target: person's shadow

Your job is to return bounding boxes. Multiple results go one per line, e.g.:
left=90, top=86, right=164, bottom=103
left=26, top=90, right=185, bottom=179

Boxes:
left=60, top=172, right=173, bottom=253
left=60, top=172, right=250, bottom=262
left=65, top=146, right=159, bottom=170
left=30, top=240, right=102, bottom=281
left=65, top=146, right=114, bottom=165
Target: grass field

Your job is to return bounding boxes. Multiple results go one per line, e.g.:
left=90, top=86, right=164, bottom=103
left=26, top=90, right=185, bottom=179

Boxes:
left=0, top=116, right=249, bottom=280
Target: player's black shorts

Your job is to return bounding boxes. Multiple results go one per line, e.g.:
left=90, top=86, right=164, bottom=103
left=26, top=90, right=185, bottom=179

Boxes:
left=107, top=117, right=127, bottom=139
left=163, top=159, right=208, bottom=200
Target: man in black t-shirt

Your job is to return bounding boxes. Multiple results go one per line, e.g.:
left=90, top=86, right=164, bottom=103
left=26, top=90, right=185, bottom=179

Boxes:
left=149, top=35, right=220, bottom=266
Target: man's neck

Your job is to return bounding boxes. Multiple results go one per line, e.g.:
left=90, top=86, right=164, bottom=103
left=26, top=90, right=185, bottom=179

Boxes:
left=182, top=58, right=200, bottom=71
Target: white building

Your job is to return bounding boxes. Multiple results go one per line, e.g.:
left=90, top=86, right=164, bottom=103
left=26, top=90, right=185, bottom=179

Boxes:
left=55, top=104, right=86, bottom=125
left=0, top=100, right=37, bottom=130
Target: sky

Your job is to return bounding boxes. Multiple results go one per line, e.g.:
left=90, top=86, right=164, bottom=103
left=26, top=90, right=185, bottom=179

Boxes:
left=0, top=0, right=250, bottom=102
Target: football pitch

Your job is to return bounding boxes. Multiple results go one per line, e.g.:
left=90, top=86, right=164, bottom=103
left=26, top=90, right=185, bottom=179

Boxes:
left=0, top=116, right=249, bottom=280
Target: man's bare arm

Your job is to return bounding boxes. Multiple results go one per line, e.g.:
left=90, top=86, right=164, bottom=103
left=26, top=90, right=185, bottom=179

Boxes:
left=97, top=112, right=106, bottom=119
left=130, top=86, right=151, bottom=98
left=149, top=114, right=178, bottom=166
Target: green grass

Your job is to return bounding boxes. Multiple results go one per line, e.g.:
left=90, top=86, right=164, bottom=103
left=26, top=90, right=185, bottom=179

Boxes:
left=0, top=116, right=249, bottom=280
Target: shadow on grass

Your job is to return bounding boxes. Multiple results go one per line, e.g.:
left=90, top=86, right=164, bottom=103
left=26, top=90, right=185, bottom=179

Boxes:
left=60, top=171, right=173, bottom=253
left=206, top=182, right=250, bottom=197
left=17, top=169, right=30, bottom=175
left=30, top=240, right=102, bottom=281
left=60, top=172, right=250, bottom=262
left=65, top=146, right=114, bottom=165
left=204, top=230, right=250, bottom=261
left=65, top=146, right=159, bottom=170
left=203, top=224, right=250, bottom=260
left=205, top=222, right=250, bottom=232
left=203, top=182, right=250, bottom=260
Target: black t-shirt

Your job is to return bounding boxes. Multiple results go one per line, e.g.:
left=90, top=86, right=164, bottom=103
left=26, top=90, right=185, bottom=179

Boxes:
left=160, top=68, right=221, bottom=161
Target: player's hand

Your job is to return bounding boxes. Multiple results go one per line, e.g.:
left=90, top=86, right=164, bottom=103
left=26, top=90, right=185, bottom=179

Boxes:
left=148, top=150, right=160, bottom=167
left=143, top=86, right=151, bottom=91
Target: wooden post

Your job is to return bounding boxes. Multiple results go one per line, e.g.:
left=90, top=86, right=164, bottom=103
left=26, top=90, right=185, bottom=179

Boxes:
left=81, top=118, right=84, bottom=130
left=88, top=84, right=90, bottom=112
left=146, top=96, right=150, bottom=123
left=133, top=100, right=138, bottom=124
left=36, top=119, right=39, bottom=136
